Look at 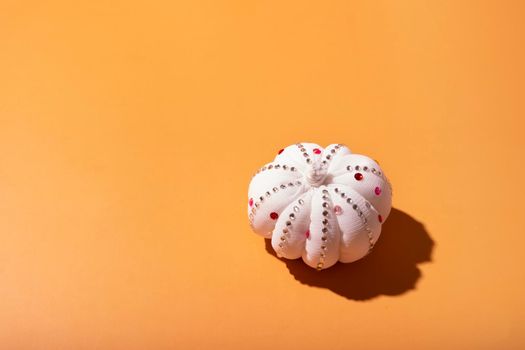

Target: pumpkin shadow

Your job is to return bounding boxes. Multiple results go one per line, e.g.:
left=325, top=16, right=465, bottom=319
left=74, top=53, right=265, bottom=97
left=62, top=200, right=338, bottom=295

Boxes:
left=264, top=208, right=434, bottom=300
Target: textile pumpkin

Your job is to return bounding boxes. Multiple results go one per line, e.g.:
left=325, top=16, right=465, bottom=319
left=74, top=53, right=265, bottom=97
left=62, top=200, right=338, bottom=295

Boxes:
left=247, top=142, right=392, bottom=270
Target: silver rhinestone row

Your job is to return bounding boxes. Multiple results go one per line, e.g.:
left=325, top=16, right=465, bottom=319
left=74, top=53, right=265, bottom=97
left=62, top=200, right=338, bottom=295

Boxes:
left=345, top=164, right=392, bottom=195
left=345, top=164, right=383, bottom=177
left=253, top=163, right=299, bottom=177
left=276, top=197, right=306, bottom=252
left=333, top=187, right=374, bottom=253
left=317, top=188, right=332, bottom=270
left=320, top=144, right=343, bottom=167
left=248, top=180, right=303, bottom=224
left=296, top=143, right=312, bottom=164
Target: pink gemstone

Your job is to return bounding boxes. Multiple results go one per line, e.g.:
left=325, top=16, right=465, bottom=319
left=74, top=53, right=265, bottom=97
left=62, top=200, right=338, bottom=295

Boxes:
left=305, top=230, right=310, bottom=238
left=378, top=214, right=383, bottom=223
left=278, top=148, right=284, bottom=155
left=270, top=212, right=279, bottom=220
left=374, top=186, right=382, bottom=195
left=249, top=198, right=254, bottom=207
left=354, top=173, right=363, bottom=181
left=313, top=148, right=321, bottom=154
left=333, top=205, right=343, bottom=215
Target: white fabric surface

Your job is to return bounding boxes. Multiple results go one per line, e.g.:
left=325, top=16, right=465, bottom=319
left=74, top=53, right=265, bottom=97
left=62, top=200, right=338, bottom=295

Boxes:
left=247, top=142, right=392, bottom=270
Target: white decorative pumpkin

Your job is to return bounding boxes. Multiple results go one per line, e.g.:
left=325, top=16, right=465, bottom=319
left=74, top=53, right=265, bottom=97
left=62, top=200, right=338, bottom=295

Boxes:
left=247, top=142, right=392, bottom=270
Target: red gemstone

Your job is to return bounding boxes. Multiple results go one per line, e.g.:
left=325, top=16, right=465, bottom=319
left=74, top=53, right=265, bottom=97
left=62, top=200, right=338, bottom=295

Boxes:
left=313, top=148, right=321, bottom=154
left=278, top=148, right=284, bottom=155
left=305, top=230, right=310, bottom=238
left=374, top=186, right=382, bottom=195
left=354, top=173, right=363, bottom=181
left=378, top=214, right=383, bottom=223
left=249, top=198, right=253, bottom=207
left=270, top=212, right=279, bottom=220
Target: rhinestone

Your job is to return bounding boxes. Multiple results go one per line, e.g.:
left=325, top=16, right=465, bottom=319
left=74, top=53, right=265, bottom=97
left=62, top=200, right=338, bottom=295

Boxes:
left=346, top=198, right=353, bottom=204
left=316, top=263, right=323, bottom=270
left=270, top=212, right=278, bottom=220
left=322, top=195, right=328, bottom=200
left=278, top=243, right=284, bottom=248
left=275, top=164, right=280, bottom=169
left=313, top=148, right=321, bottom=154
left=347, top=165, right=352, bottom=171
left=282, top=165, right=288, bottom=170
left=363, top=166, right=368, bottom=171
left=352, top=204, right=358, bottom=210
left=251, top=207, right=256, bottom=213
left=283, top=228, right=288, bottom=233
left=322, top=219, right=328, bottom=225
left=354, top=173, right=363, bottom=181
left=322, top=160, right=327, bottom=164
left=322, top=189, right=328, bottom=194
left=335, top=145, right=340, bottom=149
left=296, top=181, right=301, bottom=185
left=291, top=167, right=296, bottom=171
left=280, top=236, right=286, bottom=241
left=249, top=198, right=253, bottom=207
left=306, top=159, right=311, bottom=163
left=273, top=187, right=278, bottom=192
left=288, top=182, right=294, bottom=186
left=259, top=196, right=264, bottom=201
left=365, top=227, right=372, bottom=233
left=298, top=199, right=304, bottom=205
left=268, top=165, right=273, bottom=169
left=378, top=215, right=383, bottom=223
left=303, top=153, right=308, bottom=157
left=321, top=236, right=327, bottom=241
left=280, top=184, right=286, bottom=189
left=375, top=186, right=382, bottom=195
left=322, top=228, right=328, bottom=233
left=322, top=202, right=329, bottom=208
left=289, top=213, right=295, bottom=220
left=326, top=155, right=331, bottom=160
left=330, top=149, right=336, bottom=154
left=355, top=165, right=360, bottom=170
left=365, top=202, right=371, bottom=208
left=266, top=191, right=271, bottom=197
left=378, top=172, right=382, bottom=176
left=371, top=168, right=376, bottom=173
left=320, top=252, right=326, bottom=257
left=341, top=192, right=346, bottom=198
left=322, top=210, right=329, bottom=216
left=278, top=148, right=284, bottom=155
left=286, top=221, right=292, bottom=226
left=293, top=206, right=299, bottom=212
left=333, top=205, right=343, bottom=215
left=321, top=245, right=327, bottom=250
left=334, top=188, right=339, bottom=193
left=255, top=202, right=260, bottom=208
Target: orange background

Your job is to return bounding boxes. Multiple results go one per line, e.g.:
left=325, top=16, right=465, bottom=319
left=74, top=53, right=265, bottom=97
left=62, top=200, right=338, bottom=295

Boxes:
left=1, top=1, right=524, bottom=349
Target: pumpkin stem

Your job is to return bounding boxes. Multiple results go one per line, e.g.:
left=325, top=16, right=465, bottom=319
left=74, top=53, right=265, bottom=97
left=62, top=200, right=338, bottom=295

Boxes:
left=306, top=159, right=327, bottom=187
